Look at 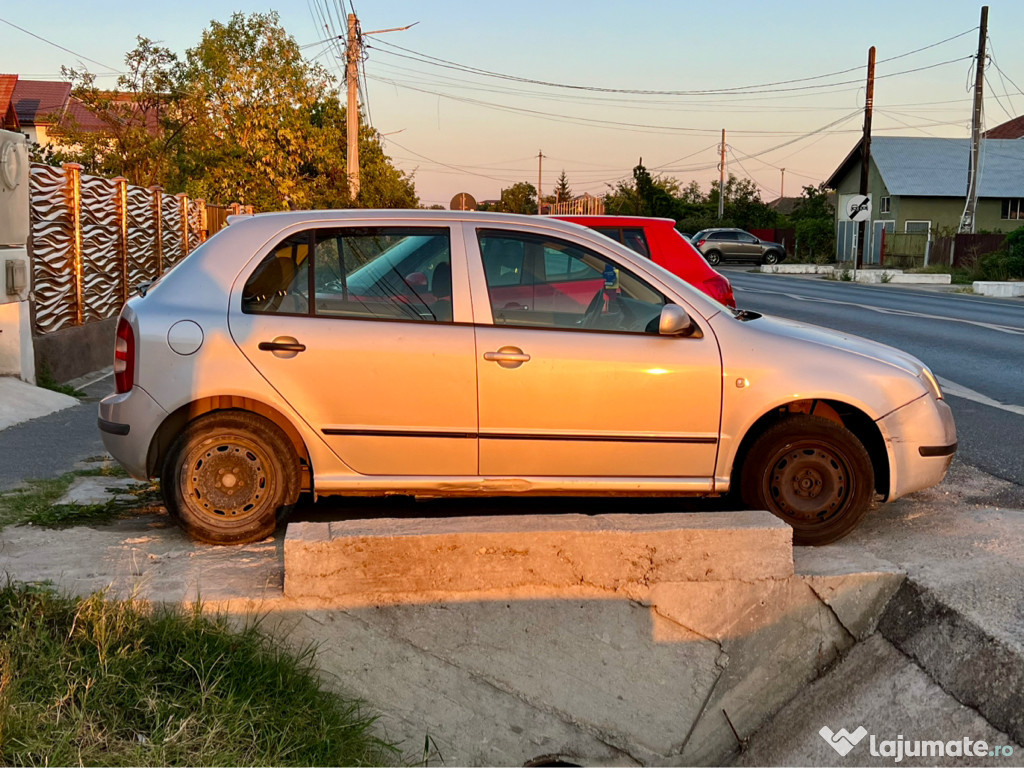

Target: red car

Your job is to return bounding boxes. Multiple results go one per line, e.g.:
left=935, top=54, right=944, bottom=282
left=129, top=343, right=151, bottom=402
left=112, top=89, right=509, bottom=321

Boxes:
left=554, top=215, right=736, bottom=308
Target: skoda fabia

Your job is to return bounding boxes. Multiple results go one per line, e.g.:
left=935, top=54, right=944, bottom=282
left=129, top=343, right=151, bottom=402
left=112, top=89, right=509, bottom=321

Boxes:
left=98, top=211, right=956, bottom=546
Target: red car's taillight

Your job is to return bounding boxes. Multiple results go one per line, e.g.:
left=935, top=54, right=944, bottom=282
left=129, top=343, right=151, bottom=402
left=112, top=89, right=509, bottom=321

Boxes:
left=114, top=316, right=135, bottom=394
left=703, top=275, right=737, bottom=309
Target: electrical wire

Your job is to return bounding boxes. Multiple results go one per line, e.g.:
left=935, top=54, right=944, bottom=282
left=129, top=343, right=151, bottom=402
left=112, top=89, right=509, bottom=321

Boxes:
left=0, top=15, right=120, bottom=73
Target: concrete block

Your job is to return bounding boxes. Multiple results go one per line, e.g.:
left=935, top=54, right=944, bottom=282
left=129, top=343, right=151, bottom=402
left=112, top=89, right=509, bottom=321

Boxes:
left=853, top=270, right=903, bottom=283
left=973, top=281, right=1024, bottom=297
left=284, top=511, right=794, bottom=600
left=761, top=264, right=835, bottom=274
left=890, top=273, right=952, bottom=284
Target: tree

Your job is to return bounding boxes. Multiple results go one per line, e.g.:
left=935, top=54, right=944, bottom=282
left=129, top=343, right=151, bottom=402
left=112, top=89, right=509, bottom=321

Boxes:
left=554, top=170, right=572, bottom=204
left=791, top=184, right=836, bottom=263
left=53, top=38, right=191, bottom=187
left=604, top=162, right=680, bottom=219
left=498, top=182, right=538, bottom=214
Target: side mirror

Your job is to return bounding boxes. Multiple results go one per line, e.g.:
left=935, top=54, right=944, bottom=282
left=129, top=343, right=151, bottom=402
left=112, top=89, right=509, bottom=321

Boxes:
left=659, top=304, right=697, bottom=337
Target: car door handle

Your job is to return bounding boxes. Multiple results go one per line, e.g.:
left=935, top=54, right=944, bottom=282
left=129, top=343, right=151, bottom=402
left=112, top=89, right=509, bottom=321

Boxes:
left=258, top=336, right=306, bottom=358
left=484, top=346, right=530, bottom=368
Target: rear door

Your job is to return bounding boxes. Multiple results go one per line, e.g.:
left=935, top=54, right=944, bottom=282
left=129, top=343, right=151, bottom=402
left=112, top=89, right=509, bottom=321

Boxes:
left=467, top=224, right=722, bottom=480
left=229, top=222, right=478, bottom=476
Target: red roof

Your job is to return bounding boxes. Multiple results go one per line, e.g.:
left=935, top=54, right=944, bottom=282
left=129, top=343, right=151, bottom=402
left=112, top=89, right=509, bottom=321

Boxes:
left=0, top=74, right=19, bottom=130
left=984, top=115, right=1024, bottom=140
left=12, top=79, right=71, bottom=125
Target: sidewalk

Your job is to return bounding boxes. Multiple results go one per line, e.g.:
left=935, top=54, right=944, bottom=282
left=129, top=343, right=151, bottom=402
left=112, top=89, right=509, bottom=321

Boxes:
left=0, top=369, right=113, bottom=491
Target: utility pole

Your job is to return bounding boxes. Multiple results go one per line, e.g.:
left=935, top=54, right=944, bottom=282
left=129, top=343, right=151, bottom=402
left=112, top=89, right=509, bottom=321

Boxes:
left=537, top=150, right=543, bottom=215
left=962, top=5, right=989, bottom=233
left=780, top=168, right=785, bottom=199
left=718, top=129, right=726, bottom=220
left=346, top=14, right=360, bottom=201
left=344, top=15, right=417, bottom=203
left=856, top=46, right=875, bottom=270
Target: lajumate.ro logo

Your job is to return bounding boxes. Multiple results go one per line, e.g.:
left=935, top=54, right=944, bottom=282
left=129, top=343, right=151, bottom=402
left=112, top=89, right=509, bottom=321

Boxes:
left=819, top=725, right=1015, bottom=762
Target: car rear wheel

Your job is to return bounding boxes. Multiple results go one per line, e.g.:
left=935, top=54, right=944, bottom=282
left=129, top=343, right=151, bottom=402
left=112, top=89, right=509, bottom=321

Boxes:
left=762, top=250, right=780, bottom=265
left=705, top=250, right=722, bottom=266
left=740, top=415, right=873, bottom=546
left=161, top=411, right=300, bottom=545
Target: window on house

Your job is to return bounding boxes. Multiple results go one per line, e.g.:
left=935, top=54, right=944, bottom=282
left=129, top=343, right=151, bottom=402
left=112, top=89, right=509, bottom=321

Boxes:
left=1001, top=199, right=1024, bottom=220
left=879, top=196, right=891, bottom=214
left=905, top=221, right=931, bottom=235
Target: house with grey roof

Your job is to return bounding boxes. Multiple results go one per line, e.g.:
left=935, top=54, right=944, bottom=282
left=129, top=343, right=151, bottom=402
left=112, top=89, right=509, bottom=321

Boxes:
left=825, top=136, right=1024, bottom=262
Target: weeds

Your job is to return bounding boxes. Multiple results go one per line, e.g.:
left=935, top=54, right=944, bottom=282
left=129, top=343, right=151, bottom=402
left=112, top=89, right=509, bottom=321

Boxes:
left=0, top=583, right=399, bottom=766
left=35, top=365, right=84, bottom=398
left=0, top=469, right=159, bottom=532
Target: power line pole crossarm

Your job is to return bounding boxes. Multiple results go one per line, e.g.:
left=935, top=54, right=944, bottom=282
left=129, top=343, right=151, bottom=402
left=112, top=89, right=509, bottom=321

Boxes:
left=345, top=15, right=417, bottom=203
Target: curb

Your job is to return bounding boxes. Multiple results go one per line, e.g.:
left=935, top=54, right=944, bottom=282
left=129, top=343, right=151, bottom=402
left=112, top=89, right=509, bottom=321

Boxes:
left=878, top=578, right=1024, bottom=745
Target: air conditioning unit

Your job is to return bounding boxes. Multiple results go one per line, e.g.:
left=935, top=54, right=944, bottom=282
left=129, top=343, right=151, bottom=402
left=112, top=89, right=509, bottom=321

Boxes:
left=0, top=130, right=30, bottom=247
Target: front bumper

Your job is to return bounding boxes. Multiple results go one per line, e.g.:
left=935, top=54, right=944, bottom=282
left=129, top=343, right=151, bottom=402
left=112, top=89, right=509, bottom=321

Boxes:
left=878, top=395, right=957, bottom=501
left=97, top=386, right=169, bottom=479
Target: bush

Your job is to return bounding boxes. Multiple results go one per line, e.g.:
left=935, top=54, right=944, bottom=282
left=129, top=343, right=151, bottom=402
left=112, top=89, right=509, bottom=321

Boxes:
left=794, top=219, right=835, bottom=264
left=974, top=250, right=1024, bottom=281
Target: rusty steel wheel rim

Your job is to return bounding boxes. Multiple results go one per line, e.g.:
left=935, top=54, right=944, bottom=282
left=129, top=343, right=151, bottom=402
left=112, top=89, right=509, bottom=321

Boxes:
left=762, top=440, right=852, bottom=525
left=181, top=433, right=273, bottom=522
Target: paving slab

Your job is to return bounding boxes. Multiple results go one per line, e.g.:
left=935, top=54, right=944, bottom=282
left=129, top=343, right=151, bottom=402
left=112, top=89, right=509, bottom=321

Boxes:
left=284, top=511, right=793, bottom=601
left=56, top=475, right=147, bottom=505
left=738, top=634, right=1021, bottom=767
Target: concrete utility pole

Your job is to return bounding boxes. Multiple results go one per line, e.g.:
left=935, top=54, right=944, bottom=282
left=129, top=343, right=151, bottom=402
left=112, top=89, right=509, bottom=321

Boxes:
left=856, top=46, right=875, bottom=270
left=718, top=129, right=726, bottom=220
left=780, top=168, right=785, bottom=199
left=344, top=16, right=417, bottom=202
left=537, top=150, right=544, bottom=215
left=962, top=5, right=989, bottom=233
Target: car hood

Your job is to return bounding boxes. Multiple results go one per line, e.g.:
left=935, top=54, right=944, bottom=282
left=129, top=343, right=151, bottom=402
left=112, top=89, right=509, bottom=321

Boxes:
left=748, top=314, right=928, bottom=378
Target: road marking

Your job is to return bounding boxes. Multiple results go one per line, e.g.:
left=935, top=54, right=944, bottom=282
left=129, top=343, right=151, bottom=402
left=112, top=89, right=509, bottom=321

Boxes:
left=736, top=286, right=1024, bottom=335
left=938, top=377, right=1024, bottom=417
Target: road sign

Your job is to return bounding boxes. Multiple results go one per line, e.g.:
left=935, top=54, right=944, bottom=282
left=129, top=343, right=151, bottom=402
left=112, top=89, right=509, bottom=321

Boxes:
left=843, top=194, right=872, bottom=222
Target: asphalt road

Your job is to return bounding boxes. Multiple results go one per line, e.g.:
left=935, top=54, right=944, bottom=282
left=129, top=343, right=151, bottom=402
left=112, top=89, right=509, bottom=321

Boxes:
left=721, top=268, right=1024, bottom=487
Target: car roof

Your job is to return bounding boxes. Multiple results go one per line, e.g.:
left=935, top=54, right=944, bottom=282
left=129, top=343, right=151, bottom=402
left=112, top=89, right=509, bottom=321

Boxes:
left=550, top=214, right=677, bottom=228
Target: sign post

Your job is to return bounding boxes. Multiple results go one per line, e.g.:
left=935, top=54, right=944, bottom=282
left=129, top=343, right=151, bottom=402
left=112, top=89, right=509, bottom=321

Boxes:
left=841, top=194, right=872, bottom=278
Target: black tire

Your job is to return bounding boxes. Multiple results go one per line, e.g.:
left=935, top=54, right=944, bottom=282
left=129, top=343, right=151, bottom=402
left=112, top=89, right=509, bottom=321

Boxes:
left=705, top=250, right=722, bottom=266
left=762, top=250, right=781, bottom=265
left=740, top=415, right=873, bottom=546
left=161, top=411, right=300, bottom=545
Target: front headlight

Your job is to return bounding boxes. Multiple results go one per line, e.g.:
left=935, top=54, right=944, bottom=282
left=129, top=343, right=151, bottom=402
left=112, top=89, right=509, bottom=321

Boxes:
left=920, top=367, right=943, bottom=400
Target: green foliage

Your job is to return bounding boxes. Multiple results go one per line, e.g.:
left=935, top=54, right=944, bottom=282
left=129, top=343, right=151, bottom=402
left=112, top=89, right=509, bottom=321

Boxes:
left=35, top=365, right=83, bottom=398
left=794, top=219, right=834, bottom=264
left=974, top=249, right=1024, bottom=281
left=0, top=583, right=398, bottom=766
left=497, top=181, right=538, bottom=214
left=54, top=15, right=416, bottom=210
left=554, top=170, right=572, bottom=204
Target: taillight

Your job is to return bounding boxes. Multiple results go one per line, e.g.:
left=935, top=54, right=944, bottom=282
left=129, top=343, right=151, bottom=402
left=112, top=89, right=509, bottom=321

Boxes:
left=114, top=316, right=135, bottom=394
left=696, top=239, right=706, bottom=247
left=702, top=275, right=737, bottom=309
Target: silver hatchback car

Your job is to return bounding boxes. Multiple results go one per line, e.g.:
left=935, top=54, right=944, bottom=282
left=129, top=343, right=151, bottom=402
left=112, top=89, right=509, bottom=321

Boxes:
left=98, top=211, right=956, bottom=546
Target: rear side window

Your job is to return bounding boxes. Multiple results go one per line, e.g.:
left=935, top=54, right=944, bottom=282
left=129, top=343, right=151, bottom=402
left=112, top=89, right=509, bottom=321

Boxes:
left=590, top=226, right=651, bottom=258
left=242, top=227, right=453, bottom=322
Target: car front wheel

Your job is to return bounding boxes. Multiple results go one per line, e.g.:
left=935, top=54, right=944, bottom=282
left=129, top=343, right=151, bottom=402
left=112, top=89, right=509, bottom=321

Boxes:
left=740, top=415, right=874, bottom=546
left=705, top=250, right=722, bottom=266
left=161, top=411, right=300, bottom=544
left=762, top=250, right=781, bottom=265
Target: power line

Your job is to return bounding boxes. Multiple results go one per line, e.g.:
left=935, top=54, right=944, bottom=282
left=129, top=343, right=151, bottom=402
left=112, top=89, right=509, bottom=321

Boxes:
left=368, top=29, right=975, bottom=97
left=0, top=15, right=120, bottom=73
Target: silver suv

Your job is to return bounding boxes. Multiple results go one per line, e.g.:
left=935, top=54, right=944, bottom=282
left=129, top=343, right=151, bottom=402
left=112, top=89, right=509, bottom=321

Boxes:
left=692, top=228, right=786, bottom=266
left=98, top=210, right=954, bottom=546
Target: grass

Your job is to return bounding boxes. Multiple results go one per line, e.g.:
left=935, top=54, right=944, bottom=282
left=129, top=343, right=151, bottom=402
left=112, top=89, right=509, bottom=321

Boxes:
left=0, top=583, right=399, bottom=766
left=35, top=365, right=85, bottom=398
left=0, top=466, right=161, bottom=533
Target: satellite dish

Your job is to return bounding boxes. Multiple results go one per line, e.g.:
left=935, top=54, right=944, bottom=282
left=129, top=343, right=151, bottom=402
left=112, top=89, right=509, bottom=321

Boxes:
left=450, top=192, right=477, bottom=211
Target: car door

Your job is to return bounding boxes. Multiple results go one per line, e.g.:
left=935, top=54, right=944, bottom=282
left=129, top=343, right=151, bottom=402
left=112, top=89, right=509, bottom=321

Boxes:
left=735, top=231, right=762, bottom=260
left=228, top=222, right=478, bottom=476
left=466, top=224, right=722, bottom=480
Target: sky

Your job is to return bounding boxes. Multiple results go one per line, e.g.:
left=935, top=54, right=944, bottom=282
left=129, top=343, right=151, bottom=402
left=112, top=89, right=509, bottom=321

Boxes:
left=3, top=0, right=1024, bottom=208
